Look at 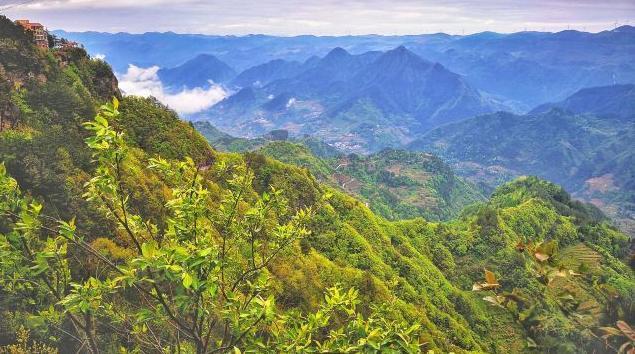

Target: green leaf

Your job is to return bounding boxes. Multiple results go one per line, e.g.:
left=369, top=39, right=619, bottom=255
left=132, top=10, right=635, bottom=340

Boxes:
left=141, top=242, right=155, bottom=258
left=182, top=272, right=193, bottom=289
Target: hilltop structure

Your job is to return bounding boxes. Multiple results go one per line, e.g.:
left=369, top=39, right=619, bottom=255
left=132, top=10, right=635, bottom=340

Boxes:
left=15, top=19, right=48, bottom=48
left=53, top=37, right=79, bottom=49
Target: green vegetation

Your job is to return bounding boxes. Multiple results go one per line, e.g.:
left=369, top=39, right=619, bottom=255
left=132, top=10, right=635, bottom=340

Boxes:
left=118, top=97, right=214, bottom=163
left=0, top=16, right=633, bottom=353
left=195, top=131, right=485, bottom=221
left=409, top=109, right=635, bottom=236
left=259, top=143, right=485, bottom=221
left=193, top=121, right=265, bottom=153
left=0, top=101, right=421, bottom=353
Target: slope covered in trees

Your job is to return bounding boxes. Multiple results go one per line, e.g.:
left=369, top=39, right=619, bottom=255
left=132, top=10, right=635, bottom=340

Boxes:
left=258, top=143, right=485, bottom=221
left=0, top=17, right=633, bottom=353
left=192, top=123, right=484, bottom=221
left=408, top=91, right=635, bottom=235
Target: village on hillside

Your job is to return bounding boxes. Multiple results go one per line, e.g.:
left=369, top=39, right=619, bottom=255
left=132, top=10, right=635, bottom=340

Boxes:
left=14, top=19, right=78, bottom=49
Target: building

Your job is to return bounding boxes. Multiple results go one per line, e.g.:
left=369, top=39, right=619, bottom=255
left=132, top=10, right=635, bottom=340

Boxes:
left=15, top=20, right=49, bottom=48
left=53, top=37, right=78, bottom=49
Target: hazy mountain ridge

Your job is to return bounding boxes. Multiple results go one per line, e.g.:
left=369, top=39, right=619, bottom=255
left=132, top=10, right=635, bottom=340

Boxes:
left=408, top=85, right=635, bottom=234
left=193, top=46, right=504, bottom=152
left=157, top=53, right=237, bottom=90
left=531, top=84, right=635, bottom=119
left=230, top=59, right=304, bottom=88
left=408, top=25, right=635, bottom=107
left=56, top=26, right=635, bottom=108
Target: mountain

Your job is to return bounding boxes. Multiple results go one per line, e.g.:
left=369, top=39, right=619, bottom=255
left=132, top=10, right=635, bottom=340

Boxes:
left=259, top=142, right=485, bottom=221
left=339, top=46, right=502, bottom=130
left=2, top=17, right=634, bottom=353
left=56, top=27, right=635, bottom=107
left=194, top=123, right=484, bottom=220
left=157, top=53, right=236, bottom=89
left=408, top=86, right=635, bottom=234
left=195, top=46, right=504, bottom=152
left=531, top=84, right=635, bottom=119
left=409, top=26, right=635, bottom=108
left=52, top=30, right=445, bottom=72
left=230, top=59, right=304, bottom=88
left=264, top=47, right=383, bottom=95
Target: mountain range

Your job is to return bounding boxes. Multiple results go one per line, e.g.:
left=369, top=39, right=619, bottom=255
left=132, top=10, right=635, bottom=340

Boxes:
left=191, top=46, right=505, bottom=152
left=408, top=84, right=635, bottom=234
left=56, top=26, right=635, bottom=107
left=57, top=26, right=635, bottom=236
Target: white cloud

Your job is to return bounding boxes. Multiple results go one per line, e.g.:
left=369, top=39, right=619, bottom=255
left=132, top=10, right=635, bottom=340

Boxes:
left=94, top=53, right=106, bottom=60
left=9, top=0, right=634, bottom=35
left=118, top=65, right=228, bottom=115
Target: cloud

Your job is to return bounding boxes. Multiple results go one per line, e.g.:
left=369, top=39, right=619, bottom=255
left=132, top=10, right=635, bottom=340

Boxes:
left=94, top=53, right=106, bottom=60
left=118, top=65, right=228, bottom=115
left=7, top=0, right=635, bottom=35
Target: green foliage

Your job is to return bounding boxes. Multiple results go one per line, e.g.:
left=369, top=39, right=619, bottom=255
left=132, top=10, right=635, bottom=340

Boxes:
left=410, top=109, right=635, bottom=237
left=461, top=177, right=635, bottom=353
left=257, top=143, right=484, bottom=221
left=267, top=287, right=422, bottom=353
left=0, top=326, right=58, bottom=354
left=118, top=97, right=214, bottom=164
left=258, top=141, right=333, bottom=179
left=0, top=101, right=422, bottom=353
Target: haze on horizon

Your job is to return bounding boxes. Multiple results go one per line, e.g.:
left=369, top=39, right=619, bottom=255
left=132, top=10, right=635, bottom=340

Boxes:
left=2, top=0, right=634, bottom=36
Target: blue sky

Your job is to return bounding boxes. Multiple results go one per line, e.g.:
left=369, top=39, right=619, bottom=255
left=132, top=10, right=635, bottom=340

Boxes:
left=3, top=0, right=634, bottom=35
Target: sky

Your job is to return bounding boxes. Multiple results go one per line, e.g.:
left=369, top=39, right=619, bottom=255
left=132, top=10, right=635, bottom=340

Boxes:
left=2, top=0, right=634, bottom=35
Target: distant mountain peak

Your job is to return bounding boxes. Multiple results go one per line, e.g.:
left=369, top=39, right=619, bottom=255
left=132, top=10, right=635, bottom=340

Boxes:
left=613, top=25, right=635, bottom=33
left=158, top=53, right=236, bottom=88
left=376, top=45, right=432, bottom=68
left=323, top=47, right=351, bottom=61
left=192, top=53, right=220, bottom=60
left=386, top=45, right=412, bottom=55
left=173, top=53, right=231, bottom=69
left=530, top=84, right=635, bottom=119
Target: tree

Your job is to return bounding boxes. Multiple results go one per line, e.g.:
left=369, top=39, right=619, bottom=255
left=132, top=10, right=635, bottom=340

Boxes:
left=0, top=99, right=421, bottom=353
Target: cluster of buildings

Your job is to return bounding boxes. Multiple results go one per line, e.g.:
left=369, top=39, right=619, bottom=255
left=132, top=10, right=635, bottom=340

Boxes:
left=15, top=19, right=48, bottom=48
left=15, top=19, right=78, bottom=49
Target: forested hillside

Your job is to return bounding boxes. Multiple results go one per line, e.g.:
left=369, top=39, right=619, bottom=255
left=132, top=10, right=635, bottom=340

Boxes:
left=258, top=142, right=485, bottom=221
left=1, top=17, right=634, bottom=353
left=193, top=122, right=484, bottom=221
left=408, top=93, right=635, bottom=235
